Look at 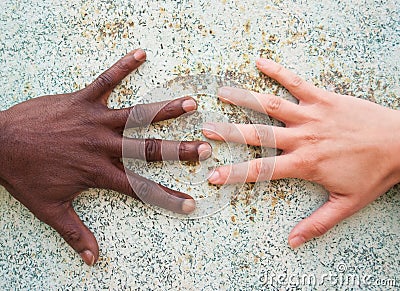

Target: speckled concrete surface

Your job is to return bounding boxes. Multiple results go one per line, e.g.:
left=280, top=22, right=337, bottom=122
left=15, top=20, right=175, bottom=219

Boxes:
left=0, top=0, right=399, bottom=290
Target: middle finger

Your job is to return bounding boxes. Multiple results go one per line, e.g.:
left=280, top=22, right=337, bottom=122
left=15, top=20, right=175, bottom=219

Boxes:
left=202, top=122, right=295, bottom=150
left=120, top=138, right=212, bottom=161
left=218, top=87, right=307, bottom=124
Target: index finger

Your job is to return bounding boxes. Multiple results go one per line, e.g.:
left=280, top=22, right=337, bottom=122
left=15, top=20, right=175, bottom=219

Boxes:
left=105, top=96, right=198, bottom=129
left=256, top=58, right=326, bottom=103
left=83, top=49, right=147, bottom=103
left=128, top=97, right=198, bottom=128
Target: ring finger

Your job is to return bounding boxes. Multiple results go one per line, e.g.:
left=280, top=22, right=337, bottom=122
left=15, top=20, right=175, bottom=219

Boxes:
left=202, top=122, right=295, bottom=150
left=118, top=137, right=212, bottom=161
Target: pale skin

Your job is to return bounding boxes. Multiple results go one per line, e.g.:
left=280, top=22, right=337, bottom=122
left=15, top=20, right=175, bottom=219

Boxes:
left=203, top=58, right=400, bottom=248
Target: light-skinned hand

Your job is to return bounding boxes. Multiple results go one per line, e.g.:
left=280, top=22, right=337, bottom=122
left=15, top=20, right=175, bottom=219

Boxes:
left=203, top=58, right=400, bottom=248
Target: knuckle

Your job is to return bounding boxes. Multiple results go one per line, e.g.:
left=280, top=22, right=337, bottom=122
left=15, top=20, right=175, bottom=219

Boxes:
left=253, top=159, right=271, bottom=181
left=303, top=133, right=320, bottom=144
left=310, top=221, right=329, bottom=237
left=61, top=224, right=82, bottom=244
left=253, top=126, right=270, bottom=145
left=134, top=181, right=151, bottom=200
left=178, top=142, right=191, bottom=158
left=225, top=165, right=235, bottom=182
left=265, top=95, right=282, bottom=112
left=289, top=75, right=304, bottom=89
left=115, top=60, right=131, bottom=73
left=95, top=72, right=114, bottom=90
left=129, top=104, right=149, bottom=126
left=145, top=139, right=161, bottom=161
left=161, top=103, right=178, bottom=118
left=271, top=63, right=283, bottom=77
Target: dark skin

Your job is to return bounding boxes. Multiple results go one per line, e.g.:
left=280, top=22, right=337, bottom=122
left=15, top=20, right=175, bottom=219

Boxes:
left=0, top=49, right=211, bottom=266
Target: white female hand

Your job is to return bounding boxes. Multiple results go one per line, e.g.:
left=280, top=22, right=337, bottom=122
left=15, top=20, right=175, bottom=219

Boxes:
left=203, top=58, right=400, bottom=248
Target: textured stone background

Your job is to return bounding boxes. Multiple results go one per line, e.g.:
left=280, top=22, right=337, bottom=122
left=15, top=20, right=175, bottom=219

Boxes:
left=0, top=0, right=399, bottom=290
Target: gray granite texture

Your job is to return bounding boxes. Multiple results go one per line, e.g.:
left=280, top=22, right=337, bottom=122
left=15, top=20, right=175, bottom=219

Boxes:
left=0, top=0, right=399, bottom=290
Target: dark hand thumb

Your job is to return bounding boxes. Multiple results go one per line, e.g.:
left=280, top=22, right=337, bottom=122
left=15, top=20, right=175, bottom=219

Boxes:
left=44, top=203, right=99, bottom=266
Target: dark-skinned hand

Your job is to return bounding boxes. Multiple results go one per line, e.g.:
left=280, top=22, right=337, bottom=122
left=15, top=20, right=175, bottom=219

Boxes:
left=0, top=49, right=211, bottom=266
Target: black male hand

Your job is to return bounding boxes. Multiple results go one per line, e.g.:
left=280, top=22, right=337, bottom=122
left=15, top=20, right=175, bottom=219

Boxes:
left=0, top=49, right=211, bottom=266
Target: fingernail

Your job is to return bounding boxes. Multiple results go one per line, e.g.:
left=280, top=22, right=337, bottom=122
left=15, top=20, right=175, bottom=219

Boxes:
left=202, top=123, right=215, bottom=136
left=217, top=87, right=232, bottom=98
left=182, top=98, right=197, bottom=112
left=256, top=58, right=269, bottom=68
left=182, top=199, right=196, bottom=213
left=198, top=143, right=212, bottom=161
left=289, top=236, right=306, bottom=249
left=80, top=250, right=95, bottom=266
left=208, top=170, right=220, bottom=184
left=133, top=49, right=146, bottom=61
